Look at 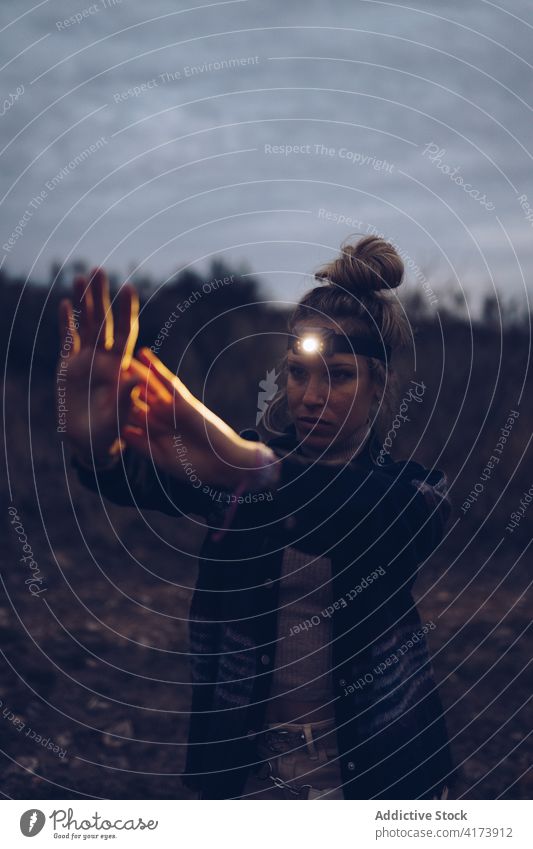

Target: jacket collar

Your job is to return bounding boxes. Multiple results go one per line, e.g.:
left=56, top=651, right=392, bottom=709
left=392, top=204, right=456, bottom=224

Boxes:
left=241, top=421, right=388, bottom=471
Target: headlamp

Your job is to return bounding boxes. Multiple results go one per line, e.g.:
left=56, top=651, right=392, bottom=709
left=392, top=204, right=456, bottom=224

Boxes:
left=287, top=325, right=391, bottom=363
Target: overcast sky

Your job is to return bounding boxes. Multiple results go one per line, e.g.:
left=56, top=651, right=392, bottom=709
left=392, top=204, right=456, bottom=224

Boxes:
left=1, top=0, right=532, bottom=317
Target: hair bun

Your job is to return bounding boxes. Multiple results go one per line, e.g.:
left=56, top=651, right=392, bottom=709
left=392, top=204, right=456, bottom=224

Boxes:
left=317, top=235, right=404, bottom=295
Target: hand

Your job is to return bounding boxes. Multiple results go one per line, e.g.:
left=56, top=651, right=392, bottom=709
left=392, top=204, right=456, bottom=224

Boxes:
left=56, top=267, right=142, bottom=463
left=122, top=348, right=263, bottom=490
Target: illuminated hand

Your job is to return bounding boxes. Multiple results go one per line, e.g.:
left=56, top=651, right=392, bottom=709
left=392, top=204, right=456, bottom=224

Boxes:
left=57, top=268, right=142, bottom=464
left=123, top=348, right=264, bottom=490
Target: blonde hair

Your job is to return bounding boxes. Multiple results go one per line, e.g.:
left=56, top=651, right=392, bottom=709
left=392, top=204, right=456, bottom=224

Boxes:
left=260, top=234, right=412, bottom=460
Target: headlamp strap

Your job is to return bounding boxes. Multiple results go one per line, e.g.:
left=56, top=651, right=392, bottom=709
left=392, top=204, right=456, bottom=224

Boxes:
left=287, top=327, right=391, bottom=363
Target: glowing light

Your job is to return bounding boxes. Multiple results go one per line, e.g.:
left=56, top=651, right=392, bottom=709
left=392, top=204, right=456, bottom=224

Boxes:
left=301, top=335, right=320, bottom=353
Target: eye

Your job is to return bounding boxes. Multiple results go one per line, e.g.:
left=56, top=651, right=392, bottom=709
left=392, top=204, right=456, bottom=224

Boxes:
left=288, top=364, right=306, bottom=379
left=331, top=371, right=354, bottom=380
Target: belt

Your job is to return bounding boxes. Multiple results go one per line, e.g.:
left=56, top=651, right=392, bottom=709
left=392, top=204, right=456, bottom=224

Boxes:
left=260, top=718, right=336, bottom=756
left=262, top=727, right=309, bottom=753
left=253, top=719, right=337, bottom=797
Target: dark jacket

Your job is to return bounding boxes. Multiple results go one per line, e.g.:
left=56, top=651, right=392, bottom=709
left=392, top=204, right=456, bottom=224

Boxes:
left=71, top=422, right=459, bottom=800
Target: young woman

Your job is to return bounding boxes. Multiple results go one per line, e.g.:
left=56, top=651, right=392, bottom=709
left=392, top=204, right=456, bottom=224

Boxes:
left=58, top=236, right=458, bottom=800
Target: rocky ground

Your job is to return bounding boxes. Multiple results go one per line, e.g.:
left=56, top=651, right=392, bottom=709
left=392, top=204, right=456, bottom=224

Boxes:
left=1, top=486, right=531, bottom=801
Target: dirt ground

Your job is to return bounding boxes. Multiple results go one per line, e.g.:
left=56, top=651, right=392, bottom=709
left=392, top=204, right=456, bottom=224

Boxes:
left=1, top=374, right=531, bottom=801
left=2, top=483, right=531, bottom=800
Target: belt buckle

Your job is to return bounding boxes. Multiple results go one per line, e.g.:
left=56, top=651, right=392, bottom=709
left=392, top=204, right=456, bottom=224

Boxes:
left=264, top=728, right=300, bottom=753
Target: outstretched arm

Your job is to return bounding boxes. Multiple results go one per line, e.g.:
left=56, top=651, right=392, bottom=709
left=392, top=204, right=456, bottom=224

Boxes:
left=70, top=440, right=218, bottom=519
left=121, top=347, right=278, bottom=493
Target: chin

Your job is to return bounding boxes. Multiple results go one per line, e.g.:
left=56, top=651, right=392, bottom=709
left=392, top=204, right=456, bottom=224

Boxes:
left=296, top=426, right=331, bottom=443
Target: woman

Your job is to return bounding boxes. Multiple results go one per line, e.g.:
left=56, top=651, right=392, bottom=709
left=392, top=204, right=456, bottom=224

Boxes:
left=58, top=236, right=458, bottom=800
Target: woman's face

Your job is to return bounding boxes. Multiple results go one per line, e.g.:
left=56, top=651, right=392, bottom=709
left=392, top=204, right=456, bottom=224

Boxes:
left=286, top=321, right=377, bottom=449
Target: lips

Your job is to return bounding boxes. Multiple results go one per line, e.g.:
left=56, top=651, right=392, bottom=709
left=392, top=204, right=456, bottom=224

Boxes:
left=298, top=416, right=333, bottom=428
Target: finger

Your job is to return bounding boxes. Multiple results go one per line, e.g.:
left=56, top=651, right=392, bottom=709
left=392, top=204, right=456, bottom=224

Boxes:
left=122, top=377, right=168, bottom=424
left=128, top=403, right=168, bottom=430
left=133, top=380, right=161, bottom=408
left=123, top=423, right=145, bottom=438
left=130, top=389, right=149, bottom=413
left=122, top=368, right=170, bottom=414
left=112, top=283, right=139, bottom=369
left=136, top=348, right=221, bottom=434
left=134, top=382, right=153, bottom=405
left=88, top=267, right=113, bottom=350
left=128, top=403, right=171, bottom=436
left=136, top=348, right=194, bottom=401
left=58, top=299, right=80, bottom=356
left=126, top=356, right=174, bottom=404
left=73, top=274, right=95, bottom=347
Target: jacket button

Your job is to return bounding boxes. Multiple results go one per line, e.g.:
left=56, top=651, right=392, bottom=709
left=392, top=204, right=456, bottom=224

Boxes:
left=284, top=516, right=297, bottom=529
left=263, top=578, right=274, bottom=589
left=339, top=678, right=347, bottom=687
left=346, top=761, right=356, bottom=771
left=260, top=653, right=270, bottom=666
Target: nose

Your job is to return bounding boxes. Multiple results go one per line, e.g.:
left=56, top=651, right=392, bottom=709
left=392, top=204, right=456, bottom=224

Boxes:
left=302, top=375, right=328, bottom=407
